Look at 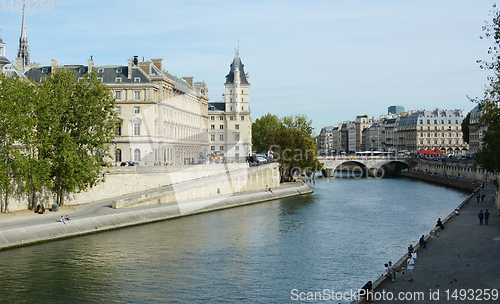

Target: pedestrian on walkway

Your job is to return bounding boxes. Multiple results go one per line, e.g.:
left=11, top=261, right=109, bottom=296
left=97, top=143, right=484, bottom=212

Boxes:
left=484, top=209, right=490, bottom=225
left=478, top=210, right=484, bottom=225
left=407, top=254, right=415, bottom=282
left=481, top=192, right=486, bottom=202
left=477, top=192, right=481, bottom=202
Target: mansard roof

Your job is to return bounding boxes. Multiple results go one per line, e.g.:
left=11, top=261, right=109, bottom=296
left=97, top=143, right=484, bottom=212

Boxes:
left=225, top=52, right=248, bottom=85
left=0, top=55, right=10, bottom=64
left=208, top=102, right=225, bottom=112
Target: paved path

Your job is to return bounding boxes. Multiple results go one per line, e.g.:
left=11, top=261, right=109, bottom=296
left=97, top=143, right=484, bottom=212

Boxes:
left=374, top=182, right=500, bottom=303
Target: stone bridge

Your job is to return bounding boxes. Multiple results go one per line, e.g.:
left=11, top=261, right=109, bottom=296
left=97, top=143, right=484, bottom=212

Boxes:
left=318, top=156, right=412, bottom=177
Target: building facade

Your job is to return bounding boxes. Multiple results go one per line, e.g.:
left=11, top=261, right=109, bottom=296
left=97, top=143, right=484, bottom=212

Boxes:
left=207, top=50, right=252, bottom=162
left=24, top=58, right=210, bottom=165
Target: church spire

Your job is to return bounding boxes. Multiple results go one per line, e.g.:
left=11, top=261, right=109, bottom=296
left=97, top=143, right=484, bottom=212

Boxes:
left=17, top=4, right=29, bottom=68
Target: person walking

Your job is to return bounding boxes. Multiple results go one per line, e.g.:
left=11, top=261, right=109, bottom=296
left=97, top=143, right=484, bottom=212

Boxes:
left=484, top=209, right=490, bottom=225
left=478, top=210, right=484, bottom=225
left=476, top=192, right=481, bottom=202
left=407, top=254, right=415, bottom=282
left=481, top=192, right=486, bottom=202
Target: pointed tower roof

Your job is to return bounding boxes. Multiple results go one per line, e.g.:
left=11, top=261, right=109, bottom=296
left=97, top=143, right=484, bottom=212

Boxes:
left=17, top=5, right=30, bottom=67
left=225, top=48, right=248, bottom=84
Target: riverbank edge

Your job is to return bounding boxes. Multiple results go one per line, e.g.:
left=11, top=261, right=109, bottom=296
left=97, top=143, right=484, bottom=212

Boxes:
left=0, top=182, right=312, bottom=251
left=350, top=172, right=479, bottom=304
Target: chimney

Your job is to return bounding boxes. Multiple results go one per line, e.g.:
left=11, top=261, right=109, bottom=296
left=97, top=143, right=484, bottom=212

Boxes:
left=16, top=57, right=24, bottom=72
left=137, top=61, right=152, bottom=75
left=88, top=58, right=93, bottom=73
left=128, top=59, right=133, bottom=79
left=151, top=58, right=163, bottom=72
left=51, top=59, right=57, bottom=73
left=182, top=77, right=194, bottom=87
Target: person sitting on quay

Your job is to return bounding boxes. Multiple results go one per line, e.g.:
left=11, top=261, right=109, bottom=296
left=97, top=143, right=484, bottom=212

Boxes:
left=383, top=263, right=395, bottom=282
left=65, top=215, right=71, bottom=221
left=388, top=261, right=396, bottom=280
left=38, top=205, right=45, bottom=214
left=436, top=218, right=444, bottom=230
left=360, top=281, right=374, bottom=303
left=419, top=235, right=427, bottom=248
left=408, top=244, right=414, bottom=254
left=454, top=209, right=460, bottom=216
left=36, top=204, right=41, bottom=214
left=58, top=215, right=66, bottom=225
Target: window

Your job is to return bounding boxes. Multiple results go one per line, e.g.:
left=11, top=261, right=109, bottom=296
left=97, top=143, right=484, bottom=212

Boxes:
left=42, top=67, right=48, bottom=73
left=235, top=124, right=240, bottom=130
left=235, top=134, right=240, bottom=141
left=449, top=140, right=452, bottom=144
left=235, top=146, right=239, bottom=151
left=241, top=107, right=244, bottom=111
left=219, top=116, right=224, bottom=120
left=230, top=98, right=232, bottom=102
left=116, top=106, right=121, bottom=114
left=442, top=140, right=445, bottom=144
left=211, top=116, right=215, bottom=121
left=97, top=77, right=103, bottom=82
left=211, top=134, right=215, bottom=141
left=220, top=146, right=224, bottom=151
left=211, top=146, right=215, bottom=151
left=115, top=77, right=122, bottom=83
left=219, top=134, right=224, bottom=141
left=115, top=123, right=122, bottom=136
left=448, top=120, right=451, bottom=124
left=230, top=116, right=234, bottom=121
left=434, top=120, right=437, bottom=124
left=434, top=126, right=437, bottom=130
left=220, top=125, right=224, bottom=129
left=230, top=90, right=232, bottom=94
left=211, top=125, right=215, bottom=129
left=230, top=107, right=233, bottom=111
left=434, top=133, right=437, bottom=137
left=427, top=120, right=430, bottom=124
left=98, top=68, right=104, bottom=73
left=420, top=140, right=423, bottom=144
left=134, top=91, right=140, bottom=100
left=434, top=140, right=437, bottom=144
left=427, top=140, right=430, bottom=144
left=241, top=98, right=243, bottom=102
left=240, top=116, right=244, bottom=121
left=115, top=91, right=121, bottom=100
left=134, top=77, right=141, bottom=83
left=420, top=133, right=423, bottom=137
left=455, top=120, right=458, bottom=124
left=134, top=107, right=140, bottom=114
left=134, top=149, right=140, bottom=161
left=115, top=149, right=122, bottom=162
left=427, top=126, right=430, bottom=130
left=241, top=90, right=243, bottom=94
left=427, top=133, right=430, bottom=137
left=116, top=68, right=122, bottom=73
left=134, top=123, right=141, bottom=135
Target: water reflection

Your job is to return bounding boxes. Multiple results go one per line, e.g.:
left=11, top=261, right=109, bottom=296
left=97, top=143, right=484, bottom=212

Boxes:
left=0, top=177, right=467, bottom=303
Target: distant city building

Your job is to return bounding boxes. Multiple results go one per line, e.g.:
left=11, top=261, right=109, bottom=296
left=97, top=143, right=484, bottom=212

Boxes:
left=0, top=35, right=10, bottom=73
left=388, top=106, right=404, bottom=115
left=355, top=115, right=371, bottom=151
left=318, top=125, right=338, bottom=155
left=397, top=109, right=468, bottom=155
left=207, top=49, right=252, bottom=162
left=468, top=105, right=482, bottom=155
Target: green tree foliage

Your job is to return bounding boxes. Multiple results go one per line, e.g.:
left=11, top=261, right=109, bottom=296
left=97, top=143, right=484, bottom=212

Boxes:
left=262, top=129, right=323, bottom=182
left=0, top=69, right=116, bottom=211
left=282, top=114, right=314, bottom=138
left=251, top=114, right=284, bottom=153
left=461, top=111, right=471, bottom=144
left=472, top=4, right=500, bottom=173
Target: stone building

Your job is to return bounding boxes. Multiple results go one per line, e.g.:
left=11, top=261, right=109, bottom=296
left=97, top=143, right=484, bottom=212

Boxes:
left=397, top=109, right=468, bottom=155
left=23, top=57, right=210, bottom=165
left=207, top=50, right=252, bottom=162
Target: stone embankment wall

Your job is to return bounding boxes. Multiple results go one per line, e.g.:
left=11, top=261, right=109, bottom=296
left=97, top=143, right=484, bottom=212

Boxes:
left=410, top=160, right=500, bottom=210
left=3, top=163, right=280, bottom=212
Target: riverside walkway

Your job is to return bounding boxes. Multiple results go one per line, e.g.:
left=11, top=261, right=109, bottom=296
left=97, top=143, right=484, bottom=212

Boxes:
left=0, top=181, right=311, bottom=250
left=360, top=181, right=500, bottom=304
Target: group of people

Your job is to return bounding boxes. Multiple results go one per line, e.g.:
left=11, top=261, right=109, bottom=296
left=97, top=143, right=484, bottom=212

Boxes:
left=35, top=204, right=45, bottom=214
left=478, top=210, right=490, bottom=225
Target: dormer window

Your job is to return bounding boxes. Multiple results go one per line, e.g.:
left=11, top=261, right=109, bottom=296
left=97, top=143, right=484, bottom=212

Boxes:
left=116, top=68, right=122, bottom=73
left=79, top=67, right=85, bottom=74
left=98, top=68, right=104, bottom=73
left=42, top=68, right=48, bottom=73
left=115, top=77, right=122, bottom=83
left=134, top=77, right=141, bottom=83
left=97, top=77, right=103, bottom=82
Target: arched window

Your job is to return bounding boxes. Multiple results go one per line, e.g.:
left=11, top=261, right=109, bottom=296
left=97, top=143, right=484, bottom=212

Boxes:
left=115, top=149, right=122, bottom=162
left=134, top=149, right=141, bottom=162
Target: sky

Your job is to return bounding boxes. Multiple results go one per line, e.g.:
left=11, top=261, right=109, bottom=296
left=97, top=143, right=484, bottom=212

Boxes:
left=0, top=0, right=496, bottom=133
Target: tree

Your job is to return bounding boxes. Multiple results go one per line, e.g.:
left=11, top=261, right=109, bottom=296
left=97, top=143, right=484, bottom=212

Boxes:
left=41, top=69, right=117, bottom=206
left=263, top=129, right=323, bottom=183
left=252, top=114, right=284, bottom=153
left=471, top=4, right=500, bottom=173
left=282, top=114, right=315, bottom=138
left=0, top=69, right=117, bottom=210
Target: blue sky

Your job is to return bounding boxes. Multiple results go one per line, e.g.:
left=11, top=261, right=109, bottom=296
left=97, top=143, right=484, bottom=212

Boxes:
left=0, top=0, right=495, bottom=133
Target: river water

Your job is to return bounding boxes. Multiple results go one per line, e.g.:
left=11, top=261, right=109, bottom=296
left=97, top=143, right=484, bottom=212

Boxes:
left=0, top=176, right=467, bottom=303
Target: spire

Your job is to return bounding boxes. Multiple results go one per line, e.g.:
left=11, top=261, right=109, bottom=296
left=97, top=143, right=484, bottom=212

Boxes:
left=17, top=4, right=30, bottom=68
